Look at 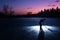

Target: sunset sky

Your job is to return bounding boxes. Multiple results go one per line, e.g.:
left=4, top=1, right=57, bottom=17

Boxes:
left=0, top=0, right=60, bottom=15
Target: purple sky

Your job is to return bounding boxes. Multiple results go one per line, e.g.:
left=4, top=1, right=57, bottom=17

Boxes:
left=0, top=0, right=60, bottom=15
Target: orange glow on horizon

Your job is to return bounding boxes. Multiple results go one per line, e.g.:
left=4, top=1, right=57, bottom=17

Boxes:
left=13, top=6, right=60, bottom=15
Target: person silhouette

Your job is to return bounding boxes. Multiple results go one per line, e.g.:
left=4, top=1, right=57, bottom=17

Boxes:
left=37, top=19, right=46, bottom=40
left=39, top=19, right=46, bottom=31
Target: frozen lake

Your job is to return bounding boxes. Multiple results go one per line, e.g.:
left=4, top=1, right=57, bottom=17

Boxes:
left=0, top=18, right=60, bottom=40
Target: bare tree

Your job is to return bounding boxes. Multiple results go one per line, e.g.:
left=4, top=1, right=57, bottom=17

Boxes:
left=9, top=7, right=14, bottom=16
left=3, top=5, right=9, bottom=15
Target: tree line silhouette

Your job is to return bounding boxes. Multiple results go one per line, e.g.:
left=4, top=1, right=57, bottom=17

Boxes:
left=37, top=7, right=60, bottom=17
left=0, top=5, right=60, bottom=18
left=25, top=7, right=60, bottom=17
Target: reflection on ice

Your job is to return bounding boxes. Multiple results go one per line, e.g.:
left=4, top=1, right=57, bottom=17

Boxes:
left=26, top=26, right=40, bottom=33
left=25, top=25, right=58, bottom=35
